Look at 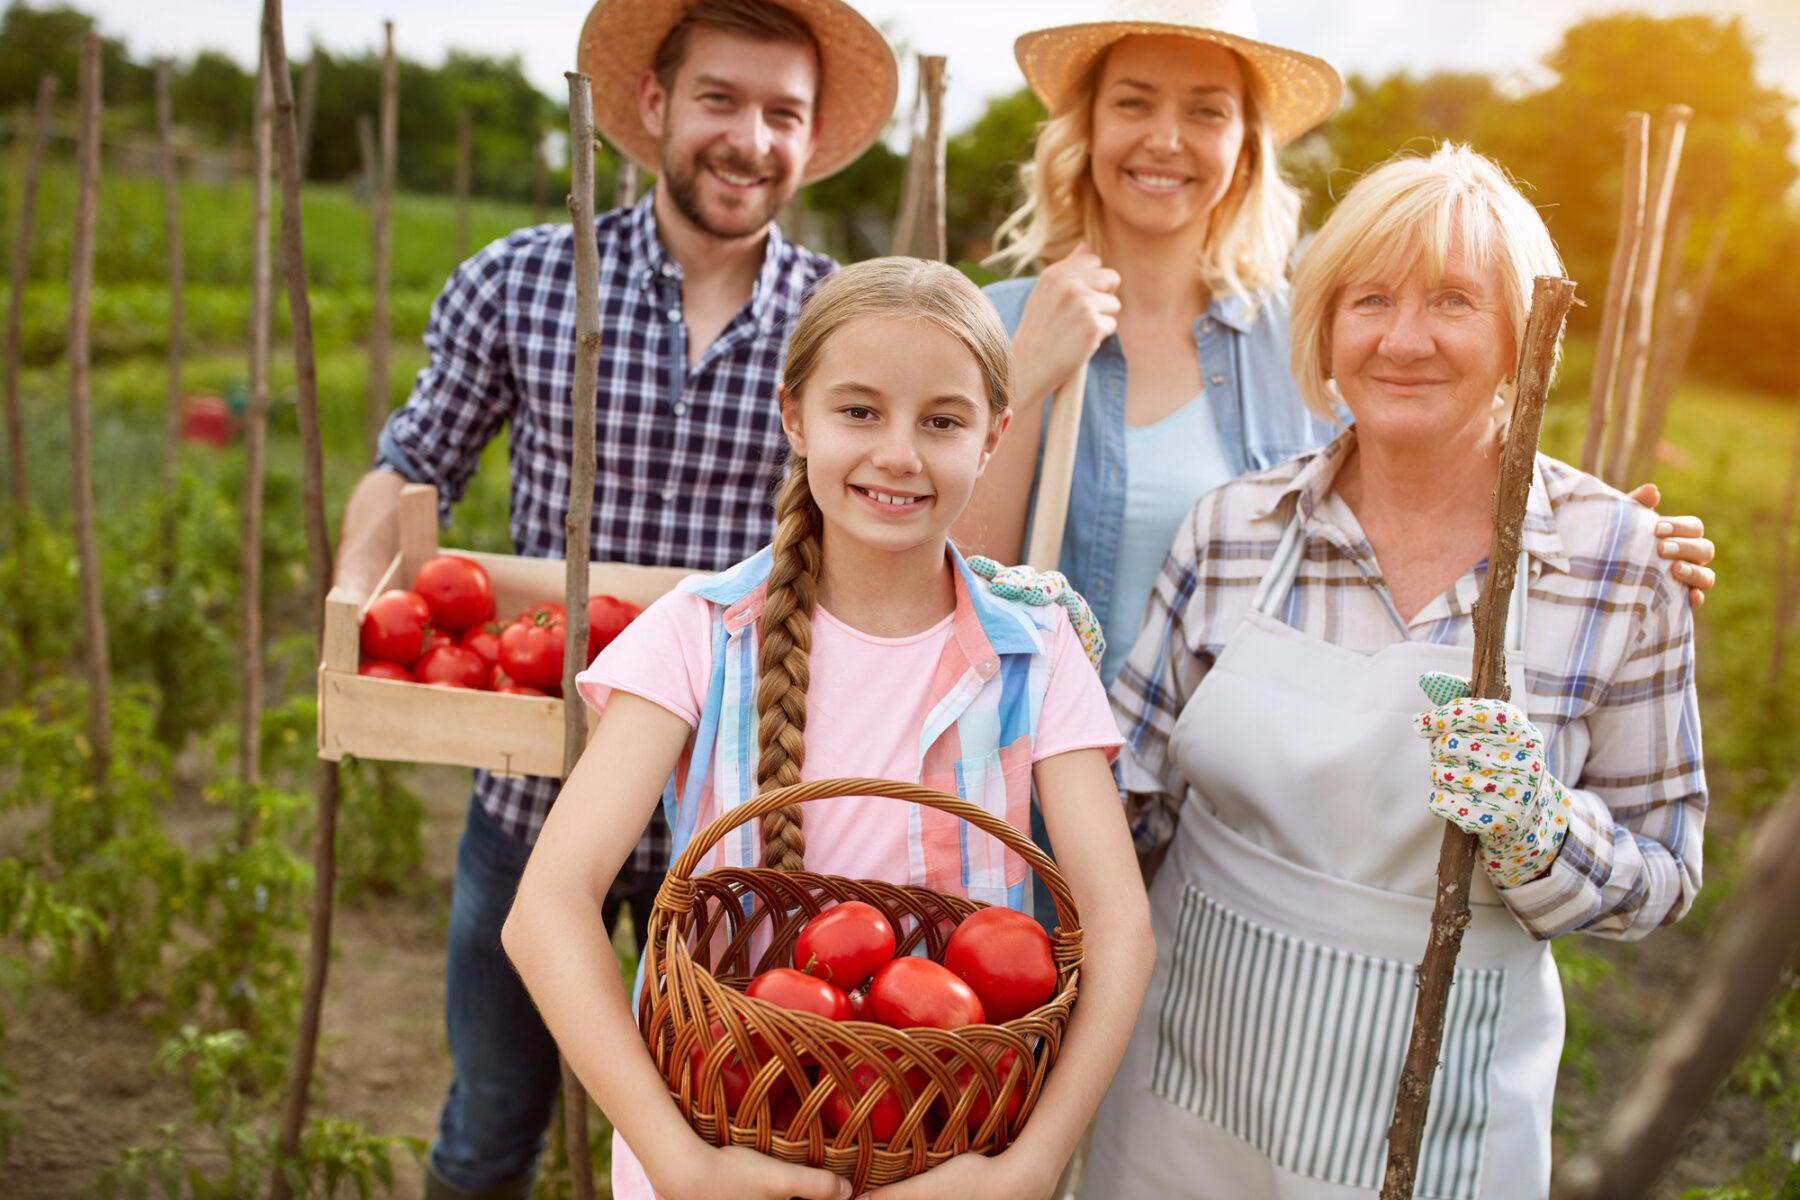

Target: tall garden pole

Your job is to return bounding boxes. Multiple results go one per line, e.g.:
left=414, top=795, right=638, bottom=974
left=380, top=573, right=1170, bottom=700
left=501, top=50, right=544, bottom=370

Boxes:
left=455, top=107, right=471, bottom=262
left=240, top=50, right=275, bottom=788
left=1603, top=105, right=1690, bottom=486
left=155, top=59, right=185, bottom=495
left=558, top=70, right=602, bottom=1200
left=366, top=20, right=396, bottom=458
left=1380, top=276, right=1578, bottom=1200
left=1581, top=113, right=1647, bottom=476
left=890, top=55, right=947, bottom=261
left=262, top=3, right=340, bottom=1195
left=1627, top=221, right=1725, bottom=487
left=4, top=72, right=55, bottom=637
left=614, top=151, right=638, bottom=209
left=296, top=50, right=319, bottom=180
left=68, top=35, right=109, bottom=793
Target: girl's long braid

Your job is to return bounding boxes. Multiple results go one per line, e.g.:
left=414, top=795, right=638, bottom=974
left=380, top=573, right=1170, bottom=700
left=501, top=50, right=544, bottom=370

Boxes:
left=755, top=459, right=821, bottom=873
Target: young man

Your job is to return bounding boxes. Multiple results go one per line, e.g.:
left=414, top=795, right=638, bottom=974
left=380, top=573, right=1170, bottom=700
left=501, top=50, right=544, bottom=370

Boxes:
left=330, top=3, right=896, bottom=1196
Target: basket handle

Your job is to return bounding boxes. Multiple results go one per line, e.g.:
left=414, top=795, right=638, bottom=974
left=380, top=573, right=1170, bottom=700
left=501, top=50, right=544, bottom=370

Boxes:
left=660, top=777, right=1081, bottom=936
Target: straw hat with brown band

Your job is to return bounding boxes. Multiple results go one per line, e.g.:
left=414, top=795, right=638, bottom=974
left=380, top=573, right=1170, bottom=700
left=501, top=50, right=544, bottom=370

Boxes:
left=1014, top=0, right=1343, bottom=146
left=577, top=0, right=899, bottom=186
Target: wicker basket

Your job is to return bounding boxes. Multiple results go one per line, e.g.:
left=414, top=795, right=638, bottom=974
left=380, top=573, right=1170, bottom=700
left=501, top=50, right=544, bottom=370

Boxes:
left=638, top=777, right=1083, bottom=1191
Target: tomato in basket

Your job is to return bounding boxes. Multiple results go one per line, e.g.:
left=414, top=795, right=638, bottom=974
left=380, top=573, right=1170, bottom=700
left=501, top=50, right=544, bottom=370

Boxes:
left=358, top=659, right=414, bottom=682
left=942, top=907, right=1057, bottom=1024
left=868, top=957, right=985, bottom=1030
left=360, top=589, right=432, bottom=665
left=499, top=603, right=567, bottom=689
left=413, top=554, right=495, bottom=631
left=459, top=621, right=505, bottom=668
left=945, top=1047, right=1024, bottom=1134
left=685, top=1017, right=790, bottom=1116
left=795, top=901, right=896, bottom=991
left=415, top=644, right=490, bottom=691
left=822, top=1055, right=929, bottom=1141
left=586, top=594, right=642, bottom=663
left=746, top=968, right=854, bottom=1023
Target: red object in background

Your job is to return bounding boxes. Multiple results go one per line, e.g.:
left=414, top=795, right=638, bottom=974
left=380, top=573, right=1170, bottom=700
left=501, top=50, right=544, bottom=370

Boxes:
left=180, top=393, right=234, bottom=448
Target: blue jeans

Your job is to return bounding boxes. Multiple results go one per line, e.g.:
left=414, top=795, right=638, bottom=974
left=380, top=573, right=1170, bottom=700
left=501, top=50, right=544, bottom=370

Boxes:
left=430, top=796, right=660, bottom=1191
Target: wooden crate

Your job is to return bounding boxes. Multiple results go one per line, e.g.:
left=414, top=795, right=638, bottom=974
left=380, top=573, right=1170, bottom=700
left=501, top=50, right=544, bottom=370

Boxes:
left=317, top=483, right=694, bottom=776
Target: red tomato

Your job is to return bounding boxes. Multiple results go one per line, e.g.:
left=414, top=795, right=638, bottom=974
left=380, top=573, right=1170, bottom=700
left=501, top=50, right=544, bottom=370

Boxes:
left=868, top=957, right=985, bottom=1030
left=357, top=659, right=414, bottom=682
left=942, top=907, right=1057, bottom=1024
left=821, top=1057, right=928, bottom=1142
left=414, top=644, right=490, bottom=690
left=360, top=589, right=432, bottom=665
left=945, top=1048, right=1023, bottom=1135
left=586, top=594, right=642, bottom=663
left=459, top=621, right=505, bottom=667
left=498, top=604, right=567, bottom=689
left=746, top=968, right=854, bottom=1023
left=846, top=987, right=870, bottom=1022
left=684, top=1017, right=790, bottom=1119
left=412, top=554, right=495, bottom=631
left=419, top=627, right=454, bottom=657
left=795, top=901, right=896, bottom=991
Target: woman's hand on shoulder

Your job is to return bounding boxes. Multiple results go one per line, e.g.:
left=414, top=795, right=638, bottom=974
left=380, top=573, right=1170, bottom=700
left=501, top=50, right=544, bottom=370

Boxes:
left=1626, top=483, right=1716, bottom=607
left=1012, top=244, right=1121, bottom=414
left=654, top=1144, right=853, bottom=1200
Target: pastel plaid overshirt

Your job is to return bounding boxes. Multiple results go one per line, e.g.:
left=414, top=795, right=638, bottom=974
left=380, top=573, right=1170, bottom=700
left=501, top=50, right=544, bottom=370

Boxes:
left=665, top=544, right=1077, bottom=912
left=1111, top=430, right=1706, bottom=941
left=376, top=192, right=835, bottom=858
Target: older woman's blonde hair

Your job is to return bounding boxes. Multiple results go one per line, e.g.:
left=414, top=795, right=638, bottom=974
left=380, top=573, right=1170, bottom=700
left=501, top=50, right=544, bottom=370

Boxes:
left=986, top=38, right=1301, bottom=309
left=1289, top=143, right=1565, bottom=424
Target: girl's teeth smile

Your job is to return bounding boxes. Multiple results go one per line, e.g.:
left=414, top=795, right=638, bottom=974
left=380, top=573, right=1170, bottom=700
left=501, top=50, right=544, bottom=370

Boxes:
left=857, top=486, right=924, bottom=507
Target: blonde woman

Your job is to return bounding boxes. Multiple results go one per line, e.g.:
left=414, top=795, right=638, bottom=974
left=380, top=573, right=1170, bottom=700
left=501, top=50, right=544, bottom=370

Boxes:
left=1102, top=144, right=1705, bottom=1199
left=958, top=0, right=1714, bottom=689
left=503, top=258, right=1152, bottom=1200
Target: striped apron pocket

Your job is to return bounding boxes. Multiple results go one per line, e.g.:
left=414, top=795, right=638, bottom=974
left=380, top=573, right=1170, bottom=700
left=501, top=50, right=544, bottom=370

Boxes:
left=1150, top=884, right=1507, bottom=1200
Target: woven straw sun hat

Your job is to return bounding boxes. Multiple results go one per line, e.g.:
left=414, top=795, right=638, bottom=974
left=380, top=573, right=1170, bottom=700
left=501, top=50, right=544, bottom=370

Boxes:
left=1015, top=0, right=1343, bottom=146
left=577, top=0, right=898, bottom=185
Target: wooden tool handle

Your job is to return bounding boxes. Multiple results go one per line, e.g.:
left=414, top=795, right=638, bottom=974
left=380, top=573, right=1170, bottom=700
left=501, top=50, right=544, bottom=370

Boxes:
left=1025, top=366, right=1091, bottom=571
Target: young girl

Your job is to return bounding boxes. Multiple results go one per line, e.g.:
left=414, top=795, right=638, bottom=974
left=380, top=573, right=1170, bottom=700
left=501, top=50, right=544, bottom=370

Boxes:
left=503, top=257, right=1154, bottom=1200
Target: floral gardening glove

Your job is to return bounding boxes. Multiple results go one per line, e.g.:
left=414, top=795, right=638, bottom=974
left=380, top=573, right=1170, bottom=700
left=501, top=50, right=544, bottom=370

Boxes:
left=1415, top=672, right=1574, bottom=889
left=967, top=556, right=1105, bottom=671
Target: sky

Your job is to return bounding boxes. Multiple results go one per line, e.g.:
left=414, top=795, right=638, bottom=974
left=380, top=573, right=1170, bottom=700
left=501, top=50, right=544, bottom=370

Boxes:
left=78, top=0, right=1800, bottom=140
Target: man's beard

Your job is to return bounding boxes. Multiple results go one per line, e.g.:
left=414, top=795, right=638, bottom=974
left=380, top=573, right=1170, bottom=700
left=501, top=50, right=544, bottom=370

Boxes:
left=660, top=140, right=789, bottom=239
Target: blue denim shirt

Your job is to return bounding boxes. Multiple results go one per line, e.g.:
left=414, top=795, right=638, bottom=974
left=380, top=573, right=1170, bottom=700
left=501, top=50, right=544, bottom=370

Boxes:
left=982, top=276, right=1341, bottom=647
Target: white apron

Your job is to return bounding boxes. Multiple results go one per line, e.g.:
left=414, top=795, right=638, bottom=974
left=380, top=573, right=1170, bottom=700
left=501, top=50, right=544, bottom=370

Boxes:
left=1082, top=520, right=1562, bottom=1200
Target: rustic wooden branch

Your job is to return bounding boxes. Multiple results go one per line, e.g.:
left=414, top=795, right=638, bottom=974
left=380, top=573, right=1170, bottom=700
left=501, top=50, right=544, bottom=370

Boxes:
left=1552, top=771, right=1800, bottom=1200
left=891, top=55, right=947, bottom=261
left=1603, top=105, right=1690, bottom=486
left=1025, top=369, right=1090, bottom=571
left=1581, top=113, right=1647, bottom=476
left=1628, top=220, right=1725, bottom=487
left=4, top=72, right=56, bottom=657
left=1768, top=389, right=1800, bottom=690
left=454, top=108, right=471, bottom=262
left=1380, top=276, right=1578, bottom=1200
left=262, top=3, right=341, bottom=1195
left=366, top=20, right=397, bottom=458
left=240, top=51, right=275, bottom=788
left=155, top=60, right=185, bottom=496
left=613, top=148, right=639, bottom=209
left=296, top=50, right=319, bottom=179
left=68, top=35, right=109, bottom=794
left=556, top=71, right=602, bottom=1200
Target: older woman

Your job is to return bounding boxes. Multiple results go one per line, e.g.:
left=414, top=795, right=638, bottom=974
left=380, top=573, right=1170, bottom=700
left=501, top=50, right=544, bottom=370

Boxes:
left=957, top=0, right=1714, bottom=690
left=1090, top=144, right=1706, bottom=1200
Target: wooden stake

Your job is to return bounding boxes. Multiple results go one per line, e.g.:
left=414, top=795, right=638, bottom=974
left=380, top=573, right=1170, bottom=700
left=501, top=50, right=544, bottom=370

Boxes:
left=1552, top=771, right=1800, bottom=1200
left=614, top=148, right=638, bottom=209
left=890, top=55, right=948, bottom=261
left=366, top=20, right=397, bottom=458
left=1380, top=275, right=1578, bottom=1200
left=296, top=50, right=319, bottom=180
left=240, top=50, right=275, bottom=788
left=1025, top=369, right=1090, bottom=571
left=1603, top=105, right=1691, bottom=486
left=455, top=107, right=471, bottom=262
left=4, top=72, right=55, bottom=653
left=1581, top=113, right=1647, bottom=476
left=1768, top=389, right=1800, bottom=690
left=155, top=60, right=185, bottom=497
left=262, top=2, right=341, bottom=1195
left=1628, top=220, right=1725, bottom=486
left=68, top=35, right=108, bottom=792
left=558, top=71, right=601, bottom=1200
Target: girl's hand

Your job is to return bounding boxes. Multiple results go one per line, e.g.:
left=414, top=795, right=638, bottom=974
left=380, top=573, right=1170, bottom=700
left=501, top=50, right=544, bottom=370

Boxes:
left=860, top=1146, right=1058, bottom=1200
left=1011, top=244, right=1121, bottom=414
left=655, top=1144, right=853, bottom=1200
left=1626, top=483, right=1716, bottom=607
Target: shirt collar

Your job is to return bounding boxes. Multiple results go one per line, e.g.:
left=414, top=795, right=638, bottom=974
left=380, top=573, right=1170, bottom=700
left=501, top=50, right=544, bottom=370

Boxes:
left=1251, top=426, right=1571, bottom=573
left=625, top=187, right=793, bottom=329
left=683, top=542, right=1046, bottom=658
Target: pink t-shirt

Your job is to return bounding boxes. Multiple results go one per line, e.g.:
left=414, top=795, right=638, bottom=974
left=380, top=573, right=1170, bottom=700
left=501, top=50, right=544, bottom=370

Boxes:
left=578, top=584, right=1122, bottom=1200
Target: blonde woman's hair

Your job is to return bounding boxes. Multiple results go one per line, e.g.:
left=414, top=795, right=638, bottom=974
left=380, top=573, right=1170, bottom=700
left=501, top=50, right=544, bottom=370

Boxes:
left=1288, top=142, right=1565, bottom=424
left=755, top=257, right=1013, bottom=872
left=986, top=39, right=1302, bottom=310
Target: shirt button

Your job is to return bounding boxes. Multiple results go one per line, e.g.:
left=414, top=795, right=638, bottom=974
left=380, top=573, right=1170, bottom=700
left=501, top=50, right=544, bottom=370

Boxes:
left=1109, top=469, right=1120, bottom=485
left=660, top=485, right=677, bottom=502
left=660, top=261, right=677, bottom=277
left=1211, top=373, right=1224, bottom=386
left=673, top=402, right=688, bottom=416
left=1201, top=319, right=1213, bottom=333
left=666, top=307, right=681, bottom=322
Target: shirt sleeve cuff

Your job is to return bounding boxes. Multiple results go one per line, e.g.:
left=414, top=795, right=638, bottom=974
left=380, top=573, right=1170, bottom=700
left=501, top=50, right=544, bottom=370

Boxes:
left=1493, top=784, right=1613, bottom=939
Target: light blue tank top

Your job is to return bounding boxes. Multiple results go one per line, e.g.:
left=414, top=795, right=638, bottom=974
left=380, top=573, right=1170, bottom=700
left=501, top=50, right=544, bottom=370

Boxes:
left=1101, top=391, right=1236, bottom=684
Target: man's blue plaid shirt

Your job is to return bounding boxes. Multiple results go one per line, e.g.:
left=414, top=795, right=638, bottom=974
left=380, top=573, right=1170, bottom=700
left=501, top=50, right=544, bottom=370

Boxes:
left=377, top=191, right=836, bottom=870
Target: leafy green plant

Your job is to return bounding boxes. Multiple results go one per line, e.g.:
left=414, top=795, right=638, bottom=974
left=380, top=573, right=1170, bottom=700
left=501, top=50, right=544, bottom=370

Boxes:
left=337, top=759, right=431, bottom=905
